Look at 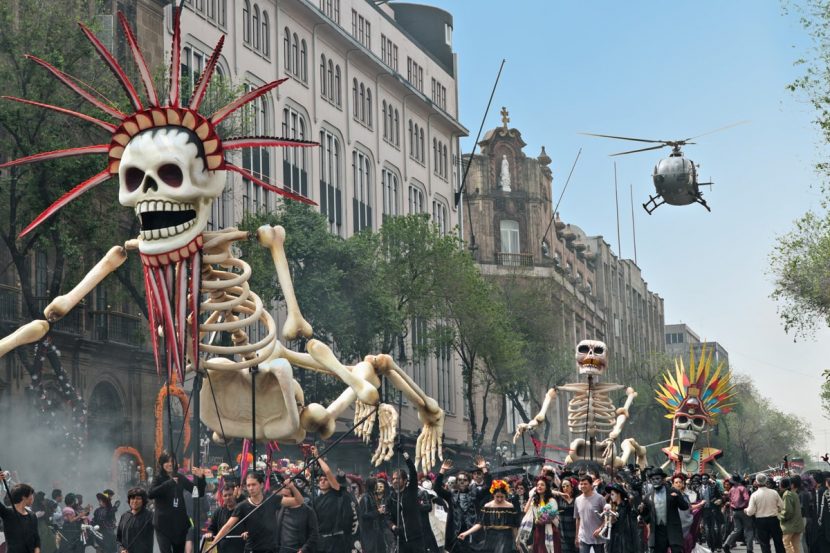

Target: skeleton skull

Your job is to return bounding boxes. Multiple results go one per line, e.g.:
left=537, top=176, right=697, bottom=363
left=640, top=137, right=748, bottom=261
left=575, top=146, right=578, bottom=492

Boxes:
left=217, top=463, right=230, bottom=477
left=118, top=127, right=225, bottom=256
left=576, top=339, right=607, bottom=376
left=673, top=396, right=708, bottom=457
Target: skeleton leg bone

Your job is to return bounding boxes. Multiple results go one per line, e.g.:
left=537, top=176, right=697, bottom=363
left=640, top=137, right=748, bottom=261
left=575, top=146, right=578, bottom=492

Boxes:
left=513, top=388, right=556, bottom=443
left=256, top=225, right=312, bottom=341
left=306, top=339, right=379, bottom=405
left=0, top=245, right=127, bottom=358
left=619, top=437, right=647, bottom=468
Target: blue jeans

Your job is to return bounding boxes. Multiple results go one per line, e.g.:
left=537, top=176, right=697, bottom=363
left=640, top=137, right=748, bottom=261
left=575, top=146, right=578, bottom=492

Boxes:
left=579, top=543, right=606, bottom=553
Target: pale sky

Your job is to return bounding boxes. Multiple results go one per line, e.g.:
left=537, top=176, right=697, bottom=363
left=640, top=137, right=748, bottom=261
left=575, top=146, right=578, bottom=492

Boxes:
left=425, top=0, right=830, bottom=457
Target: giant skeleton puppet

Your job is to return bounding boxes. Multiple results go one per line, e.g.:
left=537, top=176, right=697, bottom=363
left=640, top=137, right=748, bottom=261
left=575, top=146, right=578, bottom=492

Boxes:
left=655, top=345, right=735, bottom=477
left=513, top=340, right=647, bottom=468
left=0, top=11, right=444, bottom=470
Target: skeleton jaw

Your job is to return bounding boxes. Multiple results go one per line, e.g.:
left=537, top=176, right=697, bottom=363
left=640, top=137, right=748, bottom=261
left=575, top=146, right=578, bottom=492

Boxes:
left=578, top=360, right=604, bottom=376
left=134, top=198, right=210, bottom=255
left=677, top=429, right=699, bottom=457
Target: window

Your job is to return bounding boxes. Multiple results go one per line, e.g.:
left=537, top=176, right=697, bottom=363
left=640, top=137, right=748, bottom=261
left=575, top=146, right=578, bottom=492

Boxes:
left=282, top=107, right=308, bottom=198
left=406, top=57, right=423, bottom=91
left=352, top=78, right=371, bottom=127
left=300, top=39, right=307, bottom=82
left=382, top=100, right=388, bottom=140
left=261, top=12, right=269, bottom=56
left=419, top=127, right=425, bottom=163
left=242, top=1, right=250, bottom=43
left=435, top=332, right=453, bottom=412
left=320, top=0, right=339, bottom=24
left=241, top=84, right=270, bottom=213
left=252, top=5, right=260, bottom=49
left=382, top=168, right=399, bottom=220
left=434, top=138, right=448, bottom=179
left=380, top=34, right=398, bottom=70
left=353, top=150, right=372, bottom=232
left=319, top=55, right=340, bottom=107
left=500, top=219, right=520, bottom=254
left=383, top=103, right=399, bottom=147
left=208, top=186, right=230, bottom=231
left=181, top=45, right=206, bottom=99
left=432, top=200, right=448, bottom=235
left=206, top=0, right=227, bottom=27
left=320, top=55, right=327, bottom=99
left=351, top=9, right=370, bottom=48
left=334, top=66, right=341, bottom=106
left=410, top=317, right=428, bottom=392
left=283, top=27, right=290, bottom=70
left=408, top=121, right=424, bottom=163
left=393, top=109, right=400, bottom=146
left=431, top=78, right=447, bottom=110
left=319, top=129, right=342, bottom=235
left=408, top=184, right=425, bottom=214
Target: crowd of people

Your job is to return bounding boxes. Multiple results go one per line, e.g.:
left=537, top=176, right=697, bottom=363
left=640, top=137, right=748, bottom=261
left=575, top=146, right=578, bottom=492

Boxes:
left=4, top=449, right=830, bottom=553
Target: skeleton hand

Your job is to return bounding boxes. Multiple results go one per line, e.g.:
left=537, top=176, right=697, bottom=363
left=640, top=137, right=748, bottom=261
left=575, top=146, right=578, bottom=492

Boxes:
left=354, top=400, right=377, bottom=444
left=415, top=404, right=444, bottom=471
left=512, top=420, right=540, bottom=443
left=371, top=404, right=398, bottom=466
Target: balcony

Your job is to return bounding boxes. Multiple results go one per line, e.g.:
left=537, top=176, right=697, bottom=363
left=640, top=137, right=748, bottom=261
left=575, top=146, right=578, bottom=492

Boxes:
left=495, top=252, right=533, bottom=267
left=34, top=296, right=84, bottom=335
left=91, top=311, right=144, bottom=347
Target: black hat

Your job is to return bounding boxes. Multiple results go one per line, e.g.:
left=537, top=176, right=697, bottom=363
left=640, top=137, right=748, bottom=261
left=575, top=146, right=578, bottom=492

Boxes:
left=606, top=483, right=628, bottom=498
left=729, top=474, right=743, bottom=485
left=96, top=489, right=115, bottom=503
left=648, top=467, right=668, bottom=479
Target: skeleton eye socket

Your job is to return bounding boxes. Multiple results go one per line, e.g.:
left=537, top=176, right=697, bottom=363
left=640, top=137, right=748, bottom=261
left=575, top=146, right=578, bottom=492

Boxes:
left=692, top=419, right=705, bottom=428
left=125, top=167, right=145, bottom=192
left=578, top=345, right=590, bottom=354
left=158, top=164, right=184, bottom=187
left=594, top=346, right=605, bottom=354
left=677, top=416, right=688, bottom=425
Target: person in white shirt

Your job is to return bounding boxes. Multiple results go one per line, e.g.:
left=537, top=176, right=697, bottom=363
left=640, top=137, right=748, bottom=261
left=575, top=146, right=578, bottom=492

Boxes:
left=746, top=474, right=785, bottom=553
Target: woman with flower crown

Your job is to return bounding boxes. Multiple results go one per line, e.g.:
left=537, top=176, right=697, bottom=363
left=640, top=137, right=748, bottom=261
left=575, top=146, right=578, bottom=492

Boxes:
left=458, top=479, right=520, bottom=553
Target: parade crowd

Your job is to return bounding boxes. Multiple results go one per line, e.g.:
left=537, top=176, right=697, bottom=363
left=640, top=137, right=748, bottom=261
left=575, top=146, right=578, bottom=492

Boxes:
left=4, top=448, right=830, bottom=553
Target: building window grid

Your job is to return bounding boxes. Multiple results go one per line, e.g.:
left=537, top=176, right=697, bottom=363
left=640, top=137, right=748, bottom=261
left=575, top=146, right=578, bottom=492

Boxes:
left=319, top=55, right=342, bottom=108
left=281, top=107, right=308, bottom=198
left=283, top=28, right=307, bottom=82
left=408, top=184, right=425, bottom=214
left=241, top=84, right=271, bottom=214
left=320, top=0, right=339, bottom=24
left=351, top=9, right=370, bottom=49
left=319, top=129, right=342, bottom=235
left=432, top=139, right=449, bottom=180
left=352, top=78, right=372, bottom=128
left=382, top=168, right=399, bottom=220
left=353, top=150, right=372, bottom=232
left=410, top=317, right=429, bottom=394
left=406, top=57, right=423, bottom=91
left=432, top=200, right=448, bottom=235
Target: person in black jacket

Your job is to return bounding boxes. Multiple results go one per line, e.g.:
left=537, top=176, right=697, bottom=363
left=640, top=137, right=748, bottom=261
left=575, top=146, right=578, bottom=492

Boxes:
left=0, top=478, right=40, bottom=553
left=386, top=449, right=422, bottom=553
left=147, top=452, right=206, bottom=553
left=115, top=488, right=153, bottom=553
left=204, top=488, right=243, bottom=553
left=433, top=456, right=490, bottom=553
left=639, top=468, right=690, bottom=553
left=275, top=483, right=319, bottom=553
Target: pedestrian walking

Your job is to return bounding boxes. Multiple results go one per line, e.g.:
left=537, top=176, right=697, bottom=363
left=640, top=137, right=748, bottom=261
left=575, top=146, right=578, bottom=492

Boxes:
left=115, top=488, right=153, bottom=553
left=779, top=477, right=804, bottom=553
left=746, top=474, right=784, bottom=553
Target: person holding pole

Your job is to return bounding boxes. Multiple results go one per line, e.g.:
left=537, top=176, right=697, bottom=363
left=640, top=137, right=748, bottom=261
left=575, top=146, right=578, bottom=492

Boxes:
left=0, top=473, right=40, bottom=553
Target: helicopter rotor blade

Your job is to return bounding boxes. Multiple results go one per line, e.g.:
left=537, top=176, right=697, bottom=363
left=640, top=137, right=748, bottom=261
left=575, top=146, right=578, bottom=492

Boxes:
left=683, top=120, right=749, bottom=142
left=579, top=132, right=667, bottom=144
left=609, top=144, right=668, bottom=157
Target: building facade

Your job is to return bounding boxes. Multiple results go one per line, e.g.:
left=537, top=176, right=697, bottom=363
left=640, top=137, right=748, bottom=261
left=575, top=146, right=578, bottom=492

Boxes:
left=665, top=323, right=729, bottom=367
left=462, top=113, right=665, bottom=458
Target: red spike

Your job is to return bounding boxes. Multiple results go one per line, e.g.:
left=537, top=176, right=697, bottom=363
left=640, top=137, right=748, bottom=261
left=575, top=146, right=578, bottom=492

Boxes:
left=117, top=12, right=159, bottom=107
left=78, top=22, right=143, bottom=111
left=189, top=251, right=201, bottom=372
left=209, top=79, right=288, bottom=125
left=142, top=267, right=162, bottom=374
left=169, top=8, right=182, bottom=107
left=25, top=55, right=126, bottom=120
left=189, top=35, right=226, bottom=111
left=223, top=137, right=319, bottom=150
left=18, top=169, right=110, bottom=238
left=0, top=145, right=108, bottom=169
left=2, top=97, right=117, bottom=132
left=225, top=163, right=317, bottom=206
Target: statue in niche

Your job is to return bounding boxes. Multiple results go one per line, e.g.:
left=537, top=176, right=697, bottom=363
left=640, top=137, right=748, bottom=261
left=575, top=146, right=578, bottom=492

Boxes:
left=499, top=154, right=512, bottom=192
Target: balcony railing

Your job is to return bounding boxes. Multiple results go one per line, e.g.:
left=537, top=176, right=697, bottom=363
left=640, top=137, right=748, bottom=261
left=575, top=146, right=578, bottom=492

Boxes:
left=0, top=285, right=21, bottom=321
left=91, top=311, right=144, bottom=347
left=34, top=296, right=84, bottom=334
left=495, top=252, right=533, bottom=267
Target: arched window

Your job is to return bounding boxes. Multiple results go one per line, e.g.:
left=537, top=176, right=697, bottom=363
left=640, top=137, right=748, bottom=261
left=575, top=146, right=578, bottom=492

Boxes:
left=334, top=66, right=341, bottom=106
left=443, top=144, right=448, bottom=178
left=242, top=0, right=250, bottom=43
left=327, top=59, right=334, bottom=101
left=291, top=33, right=299, bottom=75
left=366, top=88, right=372, bottom=128
left=432, top=138, right=437, bottom=171
left=319, top=129, right=342, bottom=235
left=413, top=123, right=419, bottom=159
left=408, top=120, right=413, bottom=156
left=320, top=55, right=327, bottom=98
left=381, top=100, right=387, bottom=139
left=252, top=5, right=260, bottom=49
left=394, top=109, right=400, bottom=145
left=262, top=11, right=269, bottom=55
left=283, top=27, right=290, bottom=70
left=241, top=84, right=270, bottom=213
left=282, top=107, right=308, bottom=197
left=353, top=150, right=372, bottom=232
left=300, top=39, right=307, bottom=82
left=419, top=128, right=425, bottom=162
left=359, top=83, right=365, bottom=123
left=352, top=78, right=359, bottom=116
left=500, top=219, right=520, bottom=254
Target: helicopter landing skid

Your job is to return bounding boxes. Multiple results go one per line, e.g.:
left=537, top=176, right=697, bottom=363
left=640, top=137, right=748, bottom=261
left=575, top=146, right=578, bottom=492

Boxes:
left=642, top=194, right=665, bottom=215
left=696, top=196, right=712, bottom=212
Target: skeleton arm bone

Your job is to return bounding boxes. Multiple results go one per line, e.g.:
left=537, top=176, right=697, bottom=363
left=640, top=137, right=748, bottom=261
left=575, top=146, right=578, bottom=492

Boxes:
left=512, top=388, right=557, bottom=443
left=0, top=245, right=127, bottom=358
left=608, top=387, right=637, bottom=440
left=710, top=459, right=732, bottom=481
left=256, top=225, right=312, bottom=341
left=306, top=339, right=379, bottom=405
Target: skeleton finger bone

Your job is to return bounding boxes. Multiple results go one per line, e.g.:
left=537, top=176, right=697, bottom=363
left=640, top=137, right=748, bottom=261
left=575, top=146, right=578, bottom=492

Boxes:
left=256, top=225, right=312, bottom=341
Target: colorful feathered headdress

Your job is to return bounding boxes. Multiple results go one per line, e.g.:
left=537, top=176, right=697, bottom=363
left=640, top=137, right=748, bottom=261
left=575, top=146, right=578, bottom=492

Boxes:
left=489, top=479, right=510, bottom=495
left=655, top=344, right=735, bottom=423
left=0, top=8, right=316, bottom=238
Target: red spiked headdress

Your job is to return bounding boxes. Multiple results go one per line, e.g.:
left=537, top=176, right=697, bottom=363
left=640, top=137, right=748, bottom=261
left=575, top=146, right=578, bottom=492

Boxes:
left=0, top=9, right=317, bottom=238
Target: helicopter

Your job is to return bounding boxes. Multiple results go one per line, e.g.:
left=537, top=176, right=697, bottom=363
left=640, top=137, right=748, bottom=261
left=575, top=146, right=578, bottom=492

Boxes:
left=582, top=122, right=745, bottom=214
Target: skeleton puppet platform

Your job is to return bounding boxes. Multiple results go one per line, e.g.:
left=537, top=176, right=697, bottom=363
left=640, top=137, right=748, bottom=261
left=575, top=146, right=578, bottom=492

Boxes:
left=0, top=11, right=444, bottom=470
left=655, top=345, right=735, bottom=478
left=513, top=340, right=646, bottom=468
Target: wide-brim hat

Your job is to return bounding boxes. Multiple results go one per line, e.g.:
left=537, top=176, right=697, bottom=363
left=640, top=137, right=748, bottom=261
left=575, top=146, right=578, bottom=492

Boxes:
left=96, top=489, right=115, bottom=503
left=606, top=483, right=628, bottom=498
left=648, top=467, right=668, bottom=479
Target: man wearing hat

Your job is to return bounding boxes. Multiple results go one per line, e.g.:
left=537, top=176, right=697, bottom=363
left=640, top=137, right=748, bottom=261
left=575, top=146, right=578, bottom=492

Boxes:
left=639, top=468, right=689, bottom=553
left=723, top=474, right=754, bottom=553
